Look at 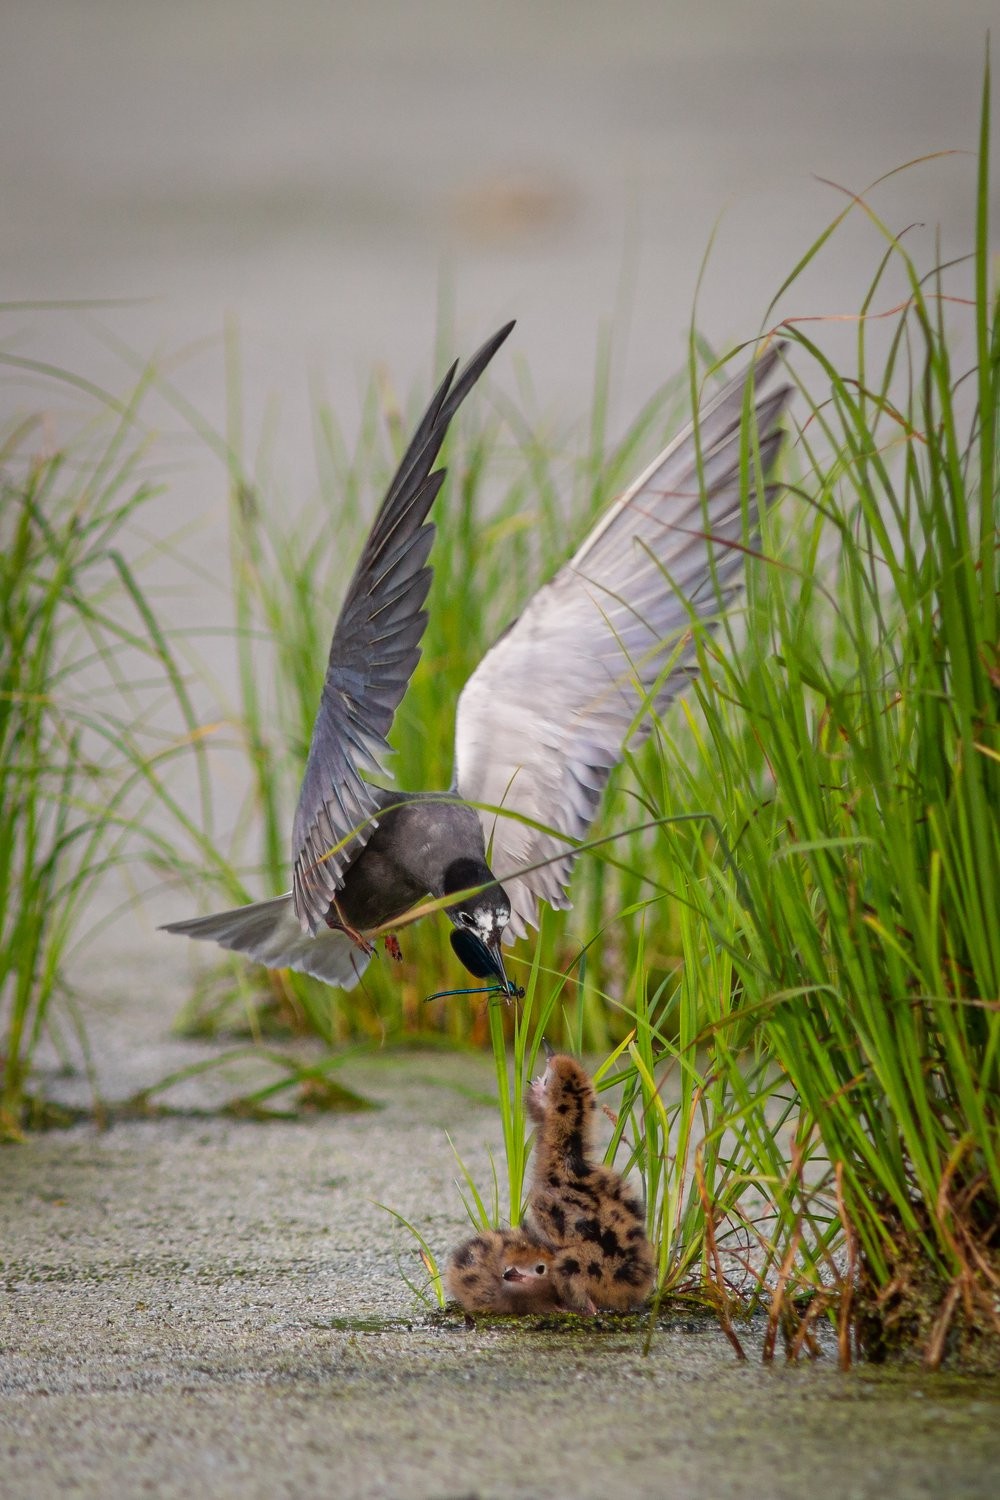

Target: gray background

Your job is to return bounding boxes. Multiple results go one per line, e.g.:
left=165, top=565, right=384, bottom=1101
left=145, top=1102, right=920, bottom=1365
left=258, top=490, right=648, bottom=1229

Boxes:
left=5, top=0, right=997, bottom=454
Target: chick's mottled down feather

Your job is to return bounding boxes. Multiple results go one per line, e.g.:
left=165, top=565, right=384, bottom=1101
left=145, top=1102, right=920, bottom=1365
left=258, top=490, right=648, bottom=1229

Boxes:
left=444, top=1230, right=564, bottom=1314
left=445, top=1055, right=656, bottom=1318
left=525, top=1054, right=654, bottom=1314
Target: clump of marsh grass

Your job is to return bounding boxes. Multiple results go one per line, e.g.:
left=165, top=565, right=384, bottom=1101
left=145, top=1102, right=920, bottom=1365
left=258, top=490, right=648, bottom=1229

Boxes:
left=0, top=358, right=214, bottom=1135
left=394, top=66, right=999, bottom=1368
left=617, top=71, right=998, bottom=1364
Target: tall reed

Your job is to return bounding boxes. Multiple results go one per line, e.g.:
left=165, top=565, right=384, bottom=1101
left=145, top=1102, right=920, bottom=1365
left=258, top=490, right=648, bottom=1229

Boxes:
left=613, top=68, right=999, bottom=1359
left=0, top=368, right=212, bottom=1134
left=398, top=72, right=999, bottom=1363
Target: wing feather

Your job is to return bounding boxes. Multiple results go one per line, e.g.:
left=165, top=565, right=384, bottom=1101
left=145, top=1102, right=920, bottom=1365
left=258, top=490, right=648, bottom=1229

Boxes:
left=453, top=346, right=790, bottom=939
left=291, top=322, right=514, bottom=933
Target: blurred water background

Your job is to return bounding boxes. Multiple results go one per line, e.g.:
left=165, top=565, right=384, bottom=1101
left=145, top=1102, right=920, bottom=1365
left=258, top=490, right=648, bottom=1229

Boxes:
left=2, top=0, right=997, bottom=959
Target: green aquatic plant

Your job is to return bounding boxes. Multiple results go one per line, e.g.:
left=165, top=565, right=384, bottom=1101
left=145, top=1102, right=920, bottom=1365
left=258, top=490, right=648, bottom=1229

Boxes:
left=619, top=67, right=999, bottom=1363
left=0, top=356, right=217, bottom=1135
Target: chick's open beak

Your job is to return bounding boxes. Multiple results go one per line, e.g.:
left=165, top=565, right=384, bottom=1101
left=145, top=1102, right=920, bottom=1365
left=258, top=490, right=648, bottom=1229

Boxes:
left=502, top=1266, right=526, bottom=1282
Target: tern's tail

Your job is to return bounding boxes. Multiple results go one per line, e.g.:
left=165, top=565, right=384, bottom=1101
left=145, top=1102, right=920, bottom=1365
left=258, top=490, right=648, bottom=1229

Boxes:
left=161, top=894, right=372, bottom=989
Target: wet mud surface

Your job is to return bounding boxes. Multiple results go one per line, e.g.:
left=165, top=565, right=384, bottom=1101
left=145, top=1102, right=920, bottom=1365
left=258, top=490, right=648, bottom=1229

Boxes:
left=3, top=969, right=999, bottom=1499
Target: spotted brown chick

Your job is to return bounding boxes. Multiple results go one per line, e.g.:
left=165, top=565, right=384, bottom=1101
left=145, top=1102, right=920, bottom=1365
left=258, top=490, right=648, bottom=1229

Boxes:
left=445, top=1228, right=565, bottom=1315
left=525, top=1053, right=654, bottom=1313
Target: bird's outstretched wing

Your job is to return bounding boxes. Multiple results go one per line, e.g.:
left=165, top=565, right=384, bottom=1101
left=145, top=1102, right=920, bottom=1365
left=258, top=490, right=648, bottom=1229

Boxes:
left=453, top=345, right=791, bottom=939
left=291, top=321, right=514, bottom=934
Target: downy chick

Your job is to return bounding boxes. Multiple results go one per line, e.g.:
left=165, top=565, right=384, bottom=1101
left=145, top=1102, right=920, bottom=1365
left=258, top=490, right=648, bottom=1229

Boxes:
left=445, top=1228, right=564, bottom=1315
left=526, top=1053, right=654, bottom=1313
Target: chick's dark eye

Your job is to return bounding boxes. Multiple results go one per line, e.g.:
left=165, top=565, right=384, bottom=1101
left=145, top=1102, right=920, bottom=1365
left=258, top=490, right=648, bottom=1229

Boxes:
left=536, top=1263, right=546, bottom=1275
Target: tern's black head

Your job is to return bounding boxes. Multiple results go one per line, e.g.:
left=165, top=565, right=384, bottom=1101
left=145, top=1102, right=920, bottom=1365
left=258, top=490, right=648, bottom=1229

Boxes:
left=442, top=858, right=511, bottom=942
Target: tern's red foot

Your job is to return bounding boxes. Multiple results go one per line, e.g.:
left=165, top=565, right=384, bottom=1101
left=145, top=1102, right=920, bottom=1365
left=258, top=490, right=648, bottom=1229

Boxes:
left=324, top=902, right=376, bottom=957
left=384, top=934, right=403, bottom=962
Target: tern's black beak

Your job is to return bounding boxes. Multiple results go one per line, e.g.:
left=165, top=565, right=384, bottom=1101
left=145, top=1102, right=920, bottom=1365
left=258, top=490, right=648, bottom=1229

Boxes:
left=486, top=939, right=513, bottom=998
left=449, top=928, right=516, bottom=997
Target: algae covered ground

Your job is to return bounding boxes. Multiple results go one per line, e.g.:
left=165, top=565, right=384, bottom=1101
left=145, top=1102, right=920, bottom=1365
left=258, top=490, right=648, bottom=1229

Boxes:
left=2, top=965, right=999, bottom=1500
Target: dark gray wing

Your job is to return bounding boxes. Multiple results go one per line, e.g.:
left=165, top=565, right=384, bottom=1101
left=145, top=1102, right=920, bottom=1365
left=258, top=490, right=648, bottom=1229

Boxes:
left=292, top=322, right=514, bottom=934
left=453, top=344, right=790, bottom=939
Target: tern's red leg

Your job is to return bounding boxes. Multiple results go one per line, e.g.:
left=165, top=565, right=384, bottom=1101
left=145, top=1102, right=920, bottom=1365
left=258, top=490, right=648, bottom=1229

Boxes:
left=324, top=901, right=376, bottom=957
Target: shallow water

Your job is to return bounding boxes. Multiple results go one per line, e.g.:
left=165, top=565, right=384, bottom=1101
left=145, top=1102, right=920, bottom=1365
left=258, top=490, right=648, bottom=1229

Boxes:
left=5, top=1, right=997, bottom=474
left=2, top=971, right=999, bottom=1498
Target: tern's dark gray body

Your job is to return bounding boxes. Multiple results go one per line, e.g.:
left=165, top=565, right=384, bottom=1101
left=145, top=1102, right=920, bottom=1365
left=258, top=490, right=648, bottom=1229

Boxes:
left=163, top=322, right=791, bottom=994
left=164, top=791, right=504, bottom=992
left=326, top=791, right=495, bottom=934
